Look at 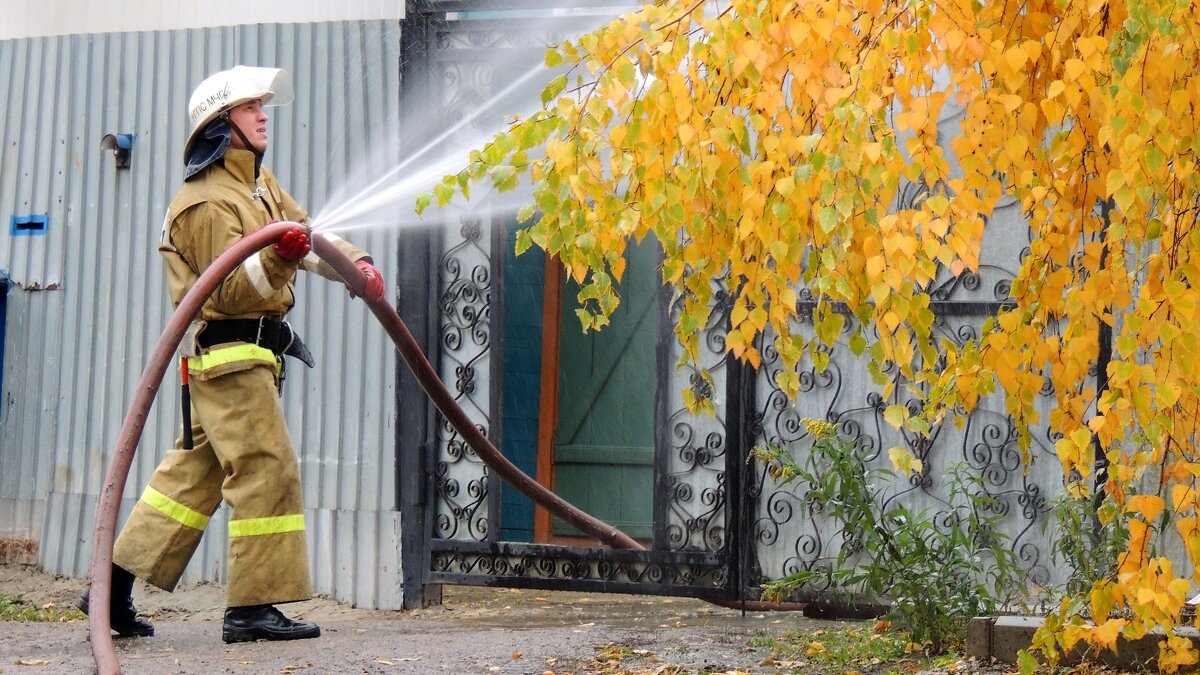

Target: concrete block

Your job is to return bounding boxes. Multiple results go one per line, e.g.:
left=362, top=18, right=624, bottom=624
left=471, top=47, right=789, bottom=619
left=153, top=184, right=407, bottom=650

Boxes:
left=967, top=615, right=1200, bottom=672
left=965, top=617, right=995, bottom=660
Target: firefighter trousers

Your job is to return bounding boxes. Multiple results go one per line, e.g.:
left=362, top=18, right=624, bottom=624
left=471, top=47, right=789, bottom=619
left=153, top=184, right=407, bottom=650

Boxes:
left=113, top=359, right=312, bottom=607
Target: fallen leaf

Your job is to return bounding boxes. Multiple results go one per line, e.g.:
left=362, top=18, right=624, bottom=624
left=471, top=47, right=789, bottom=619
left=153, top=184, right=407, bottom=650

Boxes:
left=15, top=659, right=49, bottom=666
left=511, top=652, right=523, bottom=660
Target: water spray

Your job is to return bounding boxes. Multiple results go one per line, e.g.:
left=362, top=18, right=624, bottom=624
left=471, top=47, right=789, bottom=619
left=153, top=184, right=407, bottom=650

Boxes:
left=310, top=59, right=555, bottom=234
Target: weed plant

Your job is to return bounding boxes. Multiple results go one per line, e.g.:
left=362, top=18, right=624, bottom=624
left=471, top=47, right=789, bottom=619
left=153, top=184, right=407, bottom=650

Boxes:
left=753, top=422, right=1025, bottom=654
left=0, top=593, right=83, bottom=622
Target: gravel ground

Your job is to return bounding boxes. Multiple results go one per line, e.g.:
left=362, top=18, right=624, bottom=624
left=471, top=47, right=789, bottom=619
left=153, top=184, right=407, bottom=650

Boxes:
left=0, top=562, right=869, bottom=674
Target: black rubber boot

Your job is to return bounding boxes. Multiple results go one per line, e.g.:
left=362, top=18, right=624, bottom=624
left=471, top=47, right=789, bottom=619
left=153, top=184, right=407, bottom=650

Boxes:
left=222, top=604, right=320, bottom=644
left=75, top=564, right=155, bottom=638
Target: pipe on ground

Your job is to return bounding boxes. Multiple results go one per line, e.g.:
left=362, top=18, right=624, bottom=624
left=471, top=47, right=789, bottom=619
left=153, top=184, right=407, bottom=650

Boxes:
left=90, top=222, right=795, bottom=673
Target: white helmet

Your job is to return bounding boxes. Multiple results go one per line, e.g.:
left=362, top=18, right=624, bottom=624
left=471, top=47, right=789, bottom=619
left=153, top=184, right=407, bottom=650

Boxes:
left=183, top=66, right=294, bottom=161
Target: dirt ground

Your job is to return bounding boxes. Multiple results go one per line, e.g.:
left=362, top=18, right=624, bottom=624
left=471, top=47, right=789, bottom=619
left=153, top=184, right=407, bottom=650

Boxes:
left=0, top=561, right=879, bottom=675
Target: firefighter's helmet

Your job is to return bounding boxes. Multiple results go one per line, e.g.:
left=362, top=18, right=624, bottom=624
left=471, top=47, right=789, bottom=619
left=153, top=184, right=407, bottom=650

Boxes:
left=183, top=66, right=293, bottom=162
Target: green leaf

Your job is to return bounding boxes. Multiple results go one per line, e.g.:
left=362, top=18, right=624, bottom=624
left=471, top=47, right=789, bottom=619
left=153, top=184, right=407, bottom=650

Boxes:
left=848, top=330, right=867, bottom=355
left=490, top=165, right=517, bottom=190
left=818, top=206, right=838, bottom=233
left=514, top=229, right=533, bottom=256
left=516, top=203, right=537, bottom=223
left=574, top=308, right=593, bottom=331
left=905, top=416, right=932, bottom=435
left=542, top=73, right=568, bottom=104
left=1017, top=650, right=1039, bottom=674
left=415, top=192, right=433, bottom=215
left=433, top=183, right=455, bottom=207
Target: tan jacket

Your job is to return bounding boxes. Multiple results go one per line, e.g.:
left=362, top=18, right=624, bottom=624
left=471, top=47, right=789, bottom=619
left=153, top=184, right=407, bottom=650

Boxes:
left=160, top=148, right=369, bottom=319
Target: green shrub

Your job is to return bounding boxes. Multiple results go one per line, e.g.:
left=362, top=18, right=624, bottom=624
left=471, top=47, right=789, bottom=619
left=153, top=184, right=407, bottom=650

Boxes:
left=753, top=422, right=1025, bottom=653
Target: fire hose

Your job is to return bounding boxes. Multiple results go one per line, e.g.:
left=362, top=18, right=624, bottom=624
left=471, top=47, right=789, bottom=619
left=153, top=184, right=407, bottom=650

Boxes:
left=88, top=221, right=798, bottom=674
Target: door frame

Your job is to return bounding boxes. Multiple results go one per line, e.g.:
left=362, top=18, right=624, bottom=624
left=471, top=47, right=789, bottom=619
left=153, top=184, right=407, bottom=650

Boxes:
left=533, top=256, right=563, bottom=542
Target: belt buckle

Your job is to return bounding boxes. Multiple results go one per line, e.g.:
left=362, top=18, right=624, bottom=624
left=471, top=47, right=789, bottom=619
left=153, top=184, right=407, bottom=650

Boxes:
left=255, top=316, right=268, bottom=347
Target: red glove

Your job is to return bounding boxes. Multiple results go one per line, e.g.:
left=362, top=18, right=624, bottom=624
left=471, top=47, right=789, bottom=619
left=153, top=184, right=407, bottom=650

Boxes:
left=273, top=226, right=310, bottom=261
left=347, top=260, right=386, bottom=302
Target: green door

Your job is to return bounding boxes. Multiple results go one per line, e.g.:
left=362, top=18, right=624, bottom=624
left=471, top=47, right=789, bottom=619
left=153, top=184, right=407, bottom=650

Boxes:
left=551, top=239, right=659, bottom=540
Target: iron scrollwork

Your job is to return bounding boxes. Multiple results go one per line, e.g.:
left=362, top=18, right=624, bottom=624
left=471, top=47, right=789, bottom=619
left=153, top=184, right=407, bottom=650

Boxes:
left=663, top=285, right=734, bottom=553
left=435, top=216, right=493, bottom=542
left=430, top=546, right=727, bottom=591
left=747, top=246, right=1062, bottom=599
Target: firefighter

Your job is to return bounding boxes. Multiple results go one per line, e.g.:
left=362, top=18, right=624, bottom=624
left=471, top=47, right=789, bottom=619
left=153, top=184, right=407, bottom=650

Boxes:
left=77, top=66, right=385, bottom=643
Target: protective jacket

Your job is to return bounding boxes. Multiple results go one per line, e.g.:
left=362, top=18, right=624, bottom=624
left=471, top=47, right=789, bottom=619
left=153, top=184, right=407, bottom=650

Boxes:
left=113, top=148, right=370, bottom=606
left=162, top=149, right=368, bottom=376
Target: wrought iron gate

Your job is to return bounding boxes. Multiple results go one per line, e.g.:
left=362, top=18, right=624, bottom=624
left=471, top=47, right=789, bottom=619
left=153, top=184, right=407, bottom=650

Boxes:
left=396, top=1, right=1071, bottom=610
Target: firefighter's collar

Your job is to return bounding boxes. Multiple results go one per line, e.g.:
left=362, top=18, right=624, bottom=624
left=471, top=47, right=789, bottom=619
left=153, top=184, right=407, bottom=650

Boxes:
left=222, top=149, right=261, bottom=186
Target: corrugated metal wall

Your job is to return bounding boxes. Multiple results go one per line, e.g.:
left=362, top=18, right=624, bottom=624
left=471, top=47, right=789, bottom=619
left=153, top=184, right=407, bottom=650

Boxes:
left=0, top=20, right=406, bottom=609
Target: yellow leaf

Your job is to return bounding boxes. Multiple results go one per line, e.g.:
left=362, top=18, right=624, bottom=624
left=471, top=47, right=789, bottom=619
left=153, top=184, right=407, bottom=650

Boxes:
left=1169, top=578, right=1191, bottom=602
left=1000, top=94, right=1022, bottom=113
left=1055, top=436, right=1086, bottom=476
left=1091, top=618, right=1126, bottom=652
left=1173, top=485, right=1196, bottom=513
left=1070, top=427, right=1092, bottom=453
left=888, top=446, right=923, bottom=475
left=867, top=255, right=885, bottom=280
left=884, top=404, right=907, bottom=427
left=1090, top=580, right=1117, bottom=621
left=1064, top=58, right=1087, bottom=82
left=1126, top=495, right=1164, bottom=522
left=1077, top=35, right=1108, bottom=64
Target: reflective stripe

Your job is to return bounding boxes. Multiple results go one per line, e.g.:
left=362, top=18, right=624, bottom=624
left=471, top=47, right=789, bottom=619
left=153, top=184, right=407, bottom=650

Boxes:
left=141, top=485, right=210, bottom=531
left=242, top=253, right=275, bottom=298
left=186, top=343, right=278, bottom=373
left=228, top=514, right=305, bottom=538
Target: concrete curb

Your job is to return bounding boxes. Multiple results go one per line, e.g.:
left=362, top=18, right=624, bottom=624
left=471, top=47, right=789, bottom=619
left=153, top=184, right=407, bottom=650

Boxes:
left=967, top=615, right=1199, bottom=671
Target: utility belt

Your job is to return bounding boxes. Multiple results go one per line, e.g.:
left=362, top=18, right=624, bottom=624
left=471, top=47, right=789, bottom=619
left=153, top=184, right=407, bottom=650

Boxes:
left=179, top=317, right=314, bottom=449
left=198, top=317, right=316, bottom=368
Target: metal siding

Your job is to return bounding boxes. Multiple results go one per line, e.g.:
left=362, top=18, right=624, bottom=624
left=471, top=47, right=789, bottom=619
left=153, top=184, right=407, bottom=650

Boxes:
left=2, top=21, right=403, bottom=609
